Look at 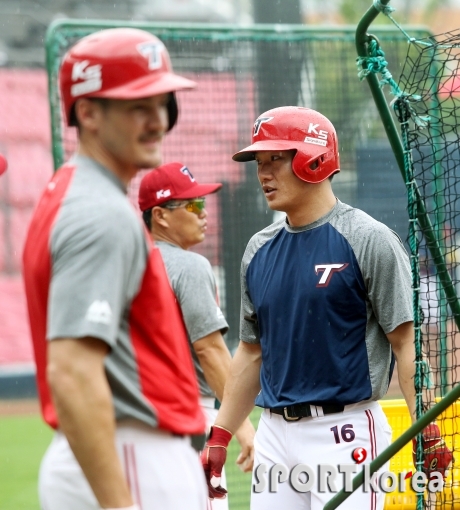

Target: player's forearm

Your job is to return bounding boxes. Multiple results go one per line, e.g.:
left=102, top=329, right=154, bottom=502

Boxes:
left=387, top=322, right=417, bottom=423
left=194, top=331, right=232, bottom=403
left=48, top=338, right=133, bottom=508
left=215, top=340, right=262, bottom=434
left=395, top=347, right=417, bottom=422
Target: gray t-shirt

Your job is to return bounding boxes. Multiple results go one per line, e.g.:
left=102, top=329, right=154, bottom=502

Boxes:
left=39, top=155, right=204, bottom=433
left=240, top=199, right=413, bottom=407
left=157, top=241, right=229, bottom=397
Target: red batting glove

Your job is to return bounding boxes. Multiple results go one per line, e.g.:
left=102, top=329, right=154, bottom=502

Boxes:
left=201, top=425, right=232, bottom=500
left=412, top=423, right=453, bottom=479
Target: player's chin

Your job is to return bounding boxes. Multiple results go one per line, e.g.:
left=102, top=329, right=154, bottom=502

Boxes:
left=265, top=198, right=285, bottom=212
left=136, top=153, right=163, bottom=170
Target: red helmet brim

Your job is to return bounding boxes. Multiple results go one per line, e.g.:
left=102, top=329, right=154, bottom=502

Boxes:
left=233, top=140, right=327, bottom=162
left=85, top=71, right=196, bottom=100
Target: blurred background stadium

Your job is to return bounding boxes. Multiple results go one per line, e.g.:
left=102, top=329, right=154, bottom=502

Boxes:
left=2, top=1, right=460, bottom=509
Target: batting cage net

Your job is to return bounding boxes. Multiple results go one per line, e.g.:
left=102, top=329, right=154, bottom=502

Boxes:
left=396, top=30, right=460, bottom=509
left=355, top=11, right=460, bottom=508
left=46, top=21, right=433, bottom=509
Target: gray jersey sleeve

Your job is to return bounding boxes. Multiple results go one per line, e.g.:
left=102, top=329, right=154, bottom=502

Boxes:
left=333, top=207, right=413, bottom=333
left=48, top=200, right=145, bottom=345
left=160, top=244, right=228, bottom=342
left=361, top=226, right=413, bottom=333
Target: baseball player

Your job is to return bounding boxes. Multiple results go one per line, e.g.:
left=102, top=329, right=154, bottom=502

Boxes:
left=138, top=162, right=255, bottom=508
left=200, top=107, right=452, bottom=509
left=22, top=29, right=207, bottom=510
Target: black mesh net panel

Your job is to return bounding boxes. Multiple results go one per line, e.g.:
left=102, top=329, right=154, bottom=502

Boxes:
left=49, top=24, right=419, bottom=342
left=398, top=29, right=460, bottom=509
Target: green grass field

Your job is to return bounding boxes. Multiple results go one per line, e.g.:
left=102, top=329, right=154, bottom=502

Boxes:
left=0, top=408, right=262, bottom=510
left=0, top=414, right=53, bottom=510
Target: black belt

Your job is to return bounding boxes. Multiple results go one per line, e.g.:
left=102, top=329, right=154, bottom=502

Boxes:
left=269, top=403, right=345, bottom=422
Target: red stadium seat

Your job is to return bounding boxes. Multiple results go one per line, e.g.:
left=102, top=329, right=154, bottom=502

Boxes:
left=0, top=275, right=34, bottom=365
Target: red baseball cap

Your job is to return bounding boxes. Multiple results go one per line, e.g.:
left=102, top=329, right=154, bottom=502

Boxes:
left=138, top=162, right=222, bottom=211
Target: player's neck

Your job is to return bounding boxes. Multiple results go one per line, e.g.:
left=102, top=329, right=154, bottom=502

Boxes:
left=152, top=230, right=192, bottom=250
left=285, top=186, right=337, bottom=227
left=77, top=144, right=137, bottom=186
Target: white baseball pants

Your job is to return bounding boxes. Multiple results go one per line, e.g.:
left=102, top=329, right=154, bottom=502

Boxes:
left=38, top=420, right=207, bottom=510
left=251, top=401, right=392, bottom=510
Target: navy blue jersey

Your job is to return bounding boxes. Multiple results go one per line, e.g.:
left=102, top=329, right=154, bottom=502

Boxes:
left=240, top=200, right=412, bottom=408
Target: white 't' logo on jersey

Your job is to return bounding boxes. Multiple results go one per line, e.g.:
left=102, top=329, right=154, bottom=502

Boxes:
left=70, top=60, right=102, bottom=97
left=85, top=300, right=112, bottom=325
left=137, top=41, right=165, bottom=70
left=315, top=263, right=349, bottom=287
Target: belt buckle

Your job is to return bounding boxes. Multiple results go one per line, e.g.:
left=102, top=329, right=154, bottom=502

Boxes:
left=283, top=406, right=301, bottom=421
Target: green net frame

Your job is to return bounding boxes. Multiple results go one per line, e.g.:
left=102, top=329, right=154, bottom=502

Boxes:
left=46, top=20, right=433, bottom=510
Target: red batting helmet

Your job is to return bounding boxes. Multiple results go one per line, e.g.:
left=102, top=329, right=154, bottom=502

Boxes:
left=59, top=28, right=196, bottom=129
left=233, top=106, right=340, bottom=183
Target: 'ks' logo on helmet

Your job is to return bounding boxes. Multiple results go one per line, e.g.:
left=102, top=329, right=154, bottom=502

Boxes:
left=253, top=117, right=273, bottom=136
left=70, top=60, right=102, bottom=97
left=137, top=41, right=165, bottom=70
left=181, top=166, right=195, bottom=182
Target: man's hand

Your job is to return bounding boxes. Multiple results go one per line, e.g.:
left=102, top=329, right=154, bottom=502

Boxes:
left=201, top=425, right=232, bottom=499
left=412, top=423, right=453, bottom=479
left=234, top=418, right=255, bottom=473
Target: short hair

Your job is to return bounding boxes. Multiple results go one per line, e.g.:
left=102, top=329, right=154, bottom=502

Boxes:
left=142, top=208, right=152, bottom=231
left=71, top=97, right=111, bottom=130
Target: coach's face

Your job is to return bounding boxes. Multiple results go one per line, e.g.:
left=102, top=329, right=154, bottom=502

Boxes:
left=256, top=150, right=310, bottom=213
left=154, top=200, right=208, bottom=250
left=85, top=94, right=170, bottom=173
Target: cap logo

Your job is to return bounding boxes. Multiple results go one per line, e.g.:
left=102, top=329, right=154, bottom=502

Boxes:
left=253, top=117, right=273, bottom=136
left=156, top=189, right=171, bottom=199
left=137, top=41, right=165, bottom=70
left=70, top=60, right=102, bottom=97
left=304, top=123, right=329, bottom=146
left=181, top=166, right=195, bottom=182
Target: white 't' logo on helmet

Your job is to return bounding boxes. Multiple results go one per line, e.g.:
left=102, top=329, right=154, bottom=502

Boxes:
left=253, top=117, right=273, bottom=136
left=137, top=41, right=165, bottom=70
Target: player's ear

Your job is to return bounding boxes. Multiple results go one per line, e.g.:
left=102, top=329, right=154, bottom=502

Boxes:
left=74, top=98, right=105, bottom=133
left=151, top=206, right=169, bottom=229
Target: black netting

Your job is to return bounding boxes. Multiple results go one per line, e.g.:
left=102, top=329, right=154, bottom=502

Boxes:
left=49, top=25, right=420, bottom=350
left=398, top=29, right=460, bottom=509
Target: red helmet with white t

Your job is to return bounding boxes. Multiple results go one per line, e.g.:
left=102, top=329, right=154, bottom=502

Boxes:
left=232, top=106, right=340, bottom=183
left=59, top=28, right=196, bottom=129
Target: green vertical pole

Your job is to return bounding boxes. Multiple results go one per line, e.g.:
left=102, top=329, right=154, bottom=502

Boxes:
left=45, top=23, right=66, bottom=171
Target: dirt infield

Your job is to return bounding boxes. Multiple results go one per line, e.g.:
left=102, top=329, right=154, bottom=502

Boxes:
left=0, top=399, right=40, bottom=416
